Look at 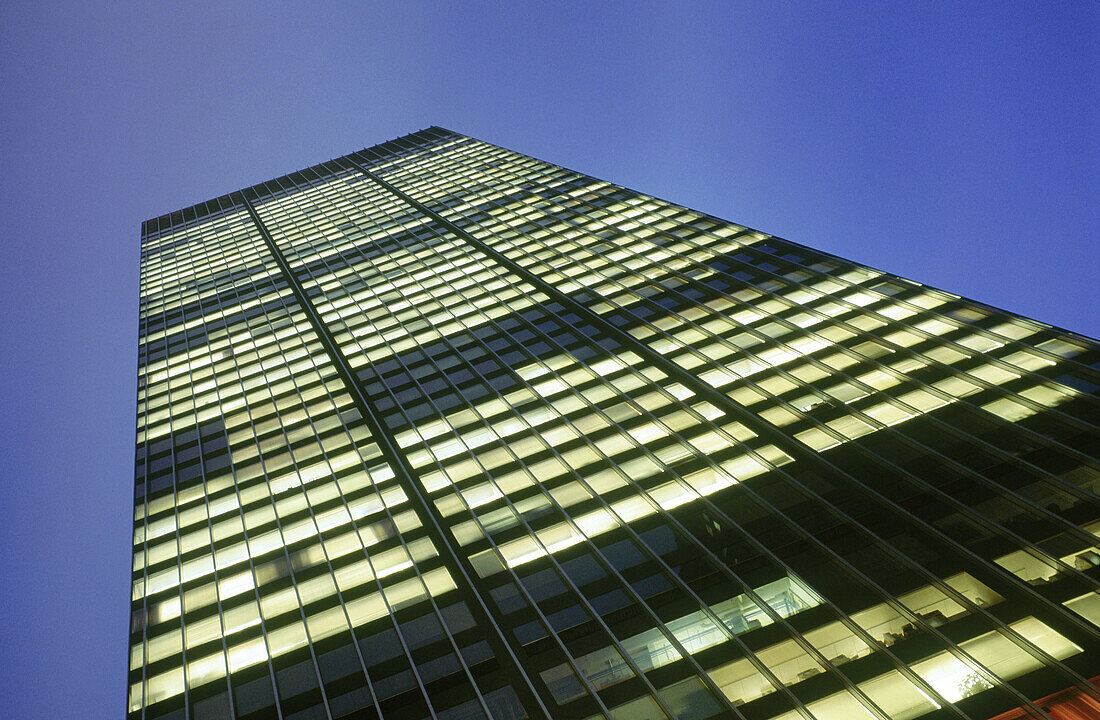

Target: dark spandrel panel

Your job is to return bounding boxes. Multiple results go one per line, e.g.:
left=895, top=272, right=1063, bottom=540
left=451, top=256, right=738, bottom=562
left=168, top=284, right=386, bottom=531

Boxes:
left=147, top=708, right=185, bottom=720
left=433, top=698, right=487, bottom=720
left=327, top=685, right=374, bottom=718
left=283, top=704, right=327, bottom=720
left=191, top=692, right=231, bottom=720
left=275, top=658, right=321, bottom=702
left=458, top=640, right=492, bottom=668
left=371, top=669, right=416, bottom=701
left=317, top=643, right=363, bottom=685
left=232, top=675, right=276, bottom=716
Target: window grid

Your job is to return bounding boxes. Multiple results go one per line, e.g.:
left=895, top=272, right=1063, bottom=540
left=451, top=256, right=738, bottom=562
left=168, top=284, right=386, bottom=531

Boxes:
left=131, top=128, right=1100, bottom=720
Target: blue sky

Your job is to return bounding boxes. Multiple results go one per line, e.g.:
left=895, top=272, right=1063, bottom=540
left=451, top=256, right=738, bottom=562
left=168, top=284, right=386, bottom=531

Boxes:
left=0, top=2, right=1095, bottom=717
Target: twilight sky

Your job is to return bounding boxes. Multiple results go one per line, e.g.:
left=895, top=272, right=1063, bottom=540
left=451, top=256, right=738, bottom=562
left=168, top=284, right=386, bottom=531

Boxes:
left=0, top=2, right=1095, bottom=718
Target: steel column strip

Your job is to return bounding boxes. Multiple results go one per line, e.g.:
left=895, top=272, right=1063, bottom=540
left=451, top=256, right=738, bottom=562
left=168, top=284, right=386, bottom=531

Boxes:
left=236, top=189, right=553, bottom=720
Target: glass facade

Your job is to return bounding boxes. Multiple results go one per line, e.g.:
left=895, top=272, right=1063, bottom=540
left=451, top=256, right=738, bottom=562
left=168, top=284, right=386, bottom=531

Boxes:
left=131, top=127, right=1100, bottom=720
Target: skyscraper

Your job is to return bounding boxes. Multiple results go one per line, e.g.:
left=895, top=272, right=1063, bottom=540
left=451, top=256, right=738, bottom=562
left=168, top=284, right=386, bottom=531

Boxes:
left=131, top=127, right=1100, bottom=720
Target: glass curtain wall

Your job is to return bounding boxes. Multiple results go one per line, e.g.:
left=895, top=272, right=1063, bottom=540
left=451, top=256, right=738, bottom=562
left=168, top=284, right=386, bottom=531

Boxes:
left=131, top=128, right=1100, bottom=720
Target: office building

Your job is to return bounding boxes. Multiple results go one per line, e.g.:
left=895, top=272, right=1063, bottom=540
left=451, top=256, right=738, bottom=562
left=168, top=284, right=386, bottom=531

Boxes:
left=131, top=127, right=1100, bottom=720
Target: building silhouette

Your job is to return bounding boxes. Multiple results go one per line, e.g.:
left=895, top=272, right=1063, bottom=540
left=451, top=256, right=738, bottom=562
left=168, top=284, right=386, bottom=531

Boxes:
left=131, top=127, right=1100, bottom=720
